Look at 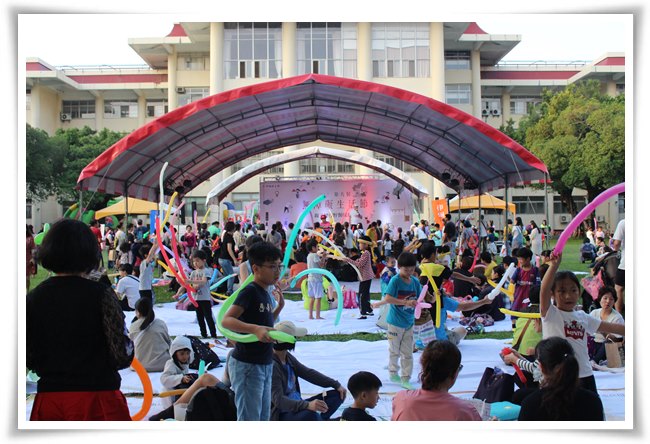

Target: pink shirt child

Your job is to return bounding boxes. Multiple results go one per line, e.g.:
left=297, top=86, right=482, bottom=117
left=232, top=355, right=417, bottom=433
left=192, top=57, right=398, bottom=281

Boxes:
left=392, top=389, right=482, bottom=421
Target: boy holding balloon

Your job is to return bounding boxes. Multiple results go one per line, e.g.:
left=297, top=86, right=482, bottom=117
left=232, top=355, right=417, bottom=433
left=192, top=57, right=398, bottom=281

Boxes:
left=221, top=242, right=285, bottom=421
left=372, top=252, right=421, bottom=390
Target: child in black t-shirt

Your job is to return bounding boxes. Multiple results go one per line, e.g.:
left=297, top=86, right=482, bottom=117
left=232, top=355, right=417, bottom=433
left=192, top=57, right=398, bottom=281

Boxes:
left=221, top=241, right=285, bottom=421
left=341, top=371, right=382, bottom=421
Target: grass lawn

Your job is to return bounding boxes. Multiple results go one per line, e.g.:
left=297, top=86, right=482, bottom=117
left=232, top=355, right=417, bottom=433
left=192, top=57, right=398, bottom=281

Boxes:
left=27, top=237, right=587, bottom=343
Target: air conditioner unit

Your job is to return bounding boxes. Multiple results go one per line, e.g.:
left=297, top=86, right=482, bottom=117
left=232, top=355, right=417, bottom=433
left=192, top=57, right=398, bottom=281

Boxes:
left=490, top=109, right=501, bottom=116
left=560, top=215, right=568, bottom=223
left=176, top=87, right=186, bottom=94
left=60, top=112, right=71, bottom=121
left=597, top=215, right=606, bottom=222
left=481, top=109, right=489, bottom=116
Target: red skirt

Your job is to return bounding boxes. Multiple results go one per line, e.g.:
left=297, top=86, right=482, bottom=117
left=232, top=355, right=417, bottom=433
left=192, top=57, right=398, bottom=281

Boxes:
left=30, top=390, right=132, bottom=421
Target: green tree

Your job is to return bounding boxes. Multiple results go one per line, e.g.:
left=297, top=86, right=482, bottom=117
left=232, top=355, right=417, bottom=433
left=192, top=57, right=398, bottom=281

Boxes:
left=26, top=124, right=65, bottom=200
left=52, top=126, right=126, bottom=209
left=516, top=81, right=624, bottom=215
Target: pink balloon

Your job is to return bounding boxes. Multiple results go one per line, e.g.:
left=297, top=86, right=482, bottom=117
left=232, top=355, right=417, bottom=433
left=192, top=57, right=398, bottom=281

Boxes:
left=414, top=284, right=432, bottom=319
left=554, top=183, right=625, bottom=254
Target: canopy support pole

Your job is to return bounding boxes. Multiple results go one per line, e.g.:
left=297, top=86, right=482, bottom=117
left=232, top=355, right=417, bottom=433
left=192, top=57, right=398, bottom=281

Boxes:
left=77, top=190, right=83, bottom=221
left=544, top=173, right=550, bottom=250
left=478, top=186, right=482, bottom=253
left=123, top=182, right=129, bottom=232
left=504, top=175, right=510, bottom=256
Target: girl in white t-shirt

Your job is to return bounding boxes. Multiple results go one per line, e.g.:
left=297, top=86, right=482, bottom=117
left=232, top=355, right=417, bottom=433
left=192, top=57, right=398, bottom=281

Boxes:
left=540, top=252, right=625, bottom=393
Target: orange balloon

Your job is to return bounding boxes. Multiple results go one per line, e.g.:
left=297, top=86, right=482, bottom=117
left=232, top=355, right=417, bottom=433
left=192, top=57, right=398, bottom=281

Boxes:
left=130, top=357, right=153, bottom=421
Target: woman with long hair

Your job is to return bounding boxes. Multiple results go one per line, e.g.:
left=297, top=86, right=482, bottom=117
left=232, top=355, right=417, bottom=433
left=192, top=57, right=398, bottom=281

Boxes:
left=518, top=337, right=604, bottom=421
left=391, top=340, right=481, bottom=420
left=529, top=220, right=542, bottom=257
left=128, top=297, right=171, bottom=372
left=511, top=216, right=525, bottom=250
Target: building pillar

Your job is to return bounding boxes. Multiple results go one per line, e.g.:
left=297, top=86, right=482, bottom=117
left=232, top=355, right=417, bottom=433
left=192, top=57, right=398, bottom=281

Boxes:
left=501, top=91, right=511, bottom=124
left=356, top=22, right=374, bottom=175
left=429, top=22, right=446, bottom=220
left=30, top=81, right=41, bottom=129
left=282, top=22, right=300, bottom=177
left=205, top=23, right=230, bottom=220
left=606, top=80, right=617, bottom=97
left=95, top=94, right=104, bottom=131
left=471, top=49, right=482, bottom=118
left=167, top=47, right=178, bottom=110
left=208, top=22, right=225, bottom=188
left=210, top=22, right=224, bottom=95
left=137, top=94, right=146, bottom=127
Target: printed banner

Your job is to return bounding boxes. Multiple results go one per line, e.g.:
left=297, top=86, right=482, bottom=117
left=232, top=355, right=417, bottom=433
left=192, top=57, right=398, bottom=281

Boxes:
left=259, top=179, right=415, bottom=230
left=431, top=199, right=449, bottom=227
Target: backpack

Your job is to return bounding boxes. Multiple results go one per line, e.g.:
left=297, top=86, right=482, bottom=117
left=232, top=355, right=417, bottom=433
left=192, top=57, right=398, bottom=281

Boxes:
left=185, top=335, right=222, bottom=371
left=343, top=289, right=358, bottom=309
left=185, top=385, right=237, bottom=421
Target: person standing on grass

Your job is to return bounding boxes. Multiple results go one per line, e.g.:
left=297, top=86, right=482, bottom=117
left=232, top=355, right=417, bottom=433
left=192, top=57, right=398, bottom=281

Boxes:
left=306, top=239, right=327, bottom=320
left=372, top=252, right=421, bottom=390
left=138, top=242, right=160, bottom=302
left=612, top=219, right=625, bottom=316
left=221, top=242, right=285, bottom=421
left=331, top=235, right=375, bottom=319
left=219, top=221, right=239, bottom=296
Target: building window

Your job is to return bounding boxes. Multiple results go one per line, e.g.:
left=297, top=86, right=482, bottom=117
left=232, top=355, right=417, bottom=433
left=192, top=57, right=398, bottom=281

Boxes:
left=445, top=51, right=470, bottom=70
left=297, top=22, right=357, bottom=77
left=146, top=99, right=169, bottom=117
left=445, top=84, right=471, bottom=105
left=178, top=54, right=208, bottom=71
left=224, top=22, right=282, bottom=79
left=510, top=97, right=542, bottom=115
left=62, top=100, right=96, bottom=119
left=26, top=92, right=31, bottom=111
left=232, top=192, right=260, bottom=211
left=231, top=150, right=285, bottom=174
left=299, top=158, right=355, bottom=174
left=26, top=200, right=32, bottom=219
left=178, top=88, right=209, bottom=107
left=373, top=153, right=419, bottom=173
left=553, top=196, right=587, bottom=214
left=617, top=194, right=625, bottom=214
left=104, top=99, right=138, bottom=119
left=372, top=23, right=429, bottom=78
left=616, top=84, right=625, bottom=95
left=512, top=196, right=545, bottom=214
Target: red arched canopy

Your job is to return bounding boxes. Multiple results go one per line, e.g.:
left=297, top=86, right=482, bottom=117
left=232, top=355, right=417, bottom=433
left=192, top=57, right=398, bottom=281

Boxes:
left=78, top=74, right=547, bottom=201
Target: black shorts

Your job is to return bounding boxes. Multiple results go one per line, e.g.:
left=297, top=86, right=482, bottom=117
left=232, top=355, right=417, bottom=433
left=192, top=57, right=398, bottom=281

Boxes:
left=615, top=268, right=625, bottom=287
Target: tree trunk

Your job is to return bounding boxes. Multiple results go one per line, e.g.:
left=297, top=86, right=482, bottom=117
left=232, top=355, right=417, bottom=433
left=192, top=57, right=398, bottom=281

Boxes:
left=559, top=191, right=580, bottom=239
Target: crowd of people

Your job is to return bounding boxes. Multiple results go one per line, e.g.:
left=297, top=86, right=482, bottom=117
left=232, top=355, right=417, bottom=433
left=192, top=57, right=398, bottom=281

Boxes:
left=25, top=209, right=625, bottom=422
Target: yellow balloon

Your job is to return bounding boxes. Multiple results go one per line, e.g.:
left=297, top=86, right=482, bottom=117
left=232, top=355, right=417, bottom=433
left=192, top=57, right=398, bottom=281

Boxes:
left=499, top=308, right=541, bottom=319
left=158, top=389, right=187, bottom=398
left=160, top=191, right=179, bottom=229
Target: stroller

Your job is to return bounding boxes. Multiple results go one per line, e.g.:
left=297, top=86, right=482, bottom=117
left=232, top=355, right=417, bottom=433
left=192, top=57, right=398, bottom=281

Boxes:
left=580, top=242, right=597, bottom=263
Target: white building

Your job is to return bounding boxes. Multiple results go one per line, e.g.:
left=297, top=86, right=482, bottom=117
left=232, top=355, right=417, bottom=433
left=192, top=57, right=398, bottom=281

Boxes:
left=26, top=22, right=625, bottom=231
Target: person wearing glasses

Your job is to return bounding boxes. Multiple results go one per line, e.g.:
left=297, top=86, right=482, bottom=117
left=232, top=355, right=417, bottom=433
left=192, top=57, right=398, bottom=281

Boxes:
left=391, top=340, right=481, bottom=421
left=222, top=241, right=285, bottom=421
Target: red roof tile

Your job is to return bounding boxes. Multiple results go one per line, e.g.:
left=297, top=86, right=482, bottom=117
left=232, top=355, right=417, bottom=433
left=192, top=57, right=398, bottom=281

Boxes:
left=166, top=23, right=187, bottom=37
left=463, top=22, right=487, bottom=35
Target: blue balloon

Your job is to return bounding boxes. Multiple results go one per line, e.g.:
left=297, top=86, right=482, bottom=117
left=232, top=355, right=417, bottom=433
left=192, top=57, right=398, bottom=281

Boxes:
left=281, top=195, right=326, bottom=277
left=290, top=268, right=343, bottom=326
